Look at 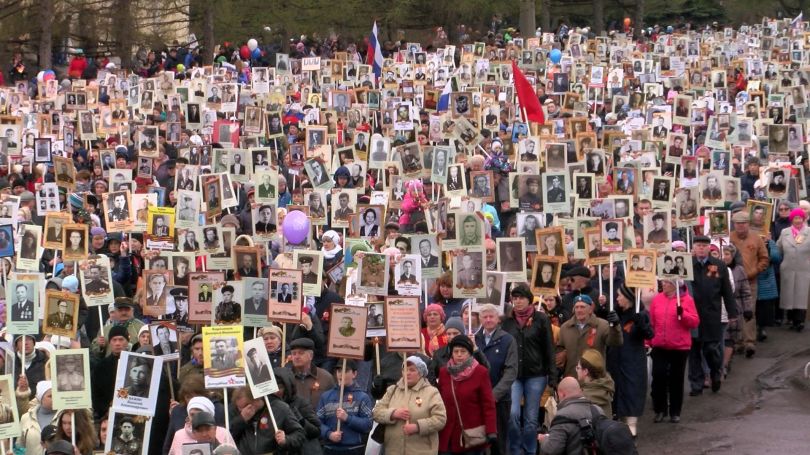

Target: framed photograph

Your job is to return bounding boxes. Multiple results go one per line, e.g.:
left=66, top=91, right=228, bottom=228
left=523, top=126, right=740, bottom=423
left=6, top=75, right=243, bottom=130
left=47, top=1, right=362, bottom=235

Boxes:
left=243, top=337, right=279, bottom=397
left=53, top=155, right=76, bottom=190
left=700, top=172, right=725, bottom=206
left=600, top=219, right=624, bottom=253
left=469, top=170, right=494, bottom=202
left=5, top=279, right=38, bottom=334
left=531, top=256, right=562, bottom=296
left=239, top=277, right=268, bottom=327
left=79, top=254, right=114, bottom=307
left=327, top=304, right=368, bottom=360
left=202, top=325, right=246, bottom=388
left=138, top=126, right=159, bottom=158
left=747, top=200, right=773, bottom=237
left=650, top=177, right=674, bottom=209
left=0, top=375, right=20, bottom=438
left=456, top=213, right=485, bottom=247
left=104, top=411, right=151, bottom=455
left=181, top=443, right=212, bottom=455
left=658, top=251, right=694, bottom=281
left=103, top=190, right=133, bottom=232
left=708, top=210, right=730, bottom=238
left=141, top=269, right=174, bottom=317
left=383, top=296, right=421, bottom=352
left=573, top=173, right=595, bottom=202
left=535, top=226, right=565, bottom=258
left=254, top=169, right=278, bottom=204
left=452, top=247, right=485, bottom=298
left=357, top=252, right=389, bottom=295
left=356, top=205, right=383, bottom=239
left=331, top=189, right=357, bottom=229
left=394, top=254, right=422, bottom=296
left=212, top=280, right=243, bottom=325
left=411, top=234, right=440, bottom=278
left=497, top=238, right=526, bottom=282
left=305, top=189, right=328, bottom=225
left=33, top=137, right=51, bottom=163
left=613, top=167, right=636, bottom=196
left=431, top=145, right=450, bottom=183
left=43, top=290, right=79, bottom=338
left=766, top=168, right=789, bottom=198
left=626, top=249, right=658, bottom=288
left=233, top=246, right=260, bottom=279
left=51, top=349, right=91, bottom=409
left=675, top=187, right=699, bottom=226
left=445, top=164, right=467, bottom=196
left=517, top=212, right=550, bottom=253
left=187, top=272, right=224, bottom=323
left=112, top=351, right=163, bottom=415
left=16, top=224, right=42, bottom=271
left=42, top=212, right=70, bottom=249
left=584, top=226, right=610, bottom=265
left=146, top=206, right=176, bottom=250
left=268, top=269, right=303, bottom=324
left=643, top=211, right=671, bottom=249
left=202, top=174, right=223, bottom=218
left=293, top=250, right=323, bottom=297
left=150, top=321, right=179, bottom=359
left=543, top=172, right=569, bottom=213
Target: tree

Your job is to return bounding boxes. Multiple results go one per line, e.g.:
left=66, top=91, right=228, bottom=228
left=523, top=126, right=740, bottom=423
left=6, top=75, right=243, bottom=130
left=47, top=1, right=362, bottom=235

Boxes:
left=520, top=0, right=536, bottom=38
left=634, top=0, right=644, bottom=38
left=39, top=0, right=53, bottom=69
left=594, top=0, right=605, bottom=33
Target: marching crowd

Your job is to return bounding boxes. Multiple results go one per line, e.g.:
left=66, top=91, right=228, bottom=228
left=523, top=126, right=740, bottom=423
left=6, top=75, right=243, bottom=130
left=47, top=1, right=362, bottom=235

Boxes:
left=0, top=12, right=809, bottom=455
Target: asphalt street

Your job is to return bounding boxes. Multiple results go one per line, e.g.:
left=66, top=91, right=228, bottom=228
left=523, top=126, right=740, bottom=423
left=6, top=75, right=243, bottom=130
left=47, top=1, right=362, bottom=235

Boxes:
left=635, top=325, right=810, bottom=454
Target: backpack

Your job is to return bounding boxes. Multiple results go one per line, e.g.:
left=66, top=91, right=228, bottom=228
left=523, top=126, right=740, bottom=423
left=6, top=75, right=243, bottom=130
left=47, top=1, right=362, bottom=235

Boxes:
left=551, top=405, right=638, bottom=455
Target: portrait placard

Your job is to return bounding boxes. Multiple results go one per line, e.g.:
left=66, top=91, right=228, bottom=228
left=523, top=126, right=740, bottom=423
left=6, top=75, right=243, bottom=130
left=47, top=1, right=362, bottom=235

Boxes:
left=241, top=277, right=269, bottom=327
left=452, top=247, right=485, bottom=298
left=293, top=249, right=323, bottom=297
left=104, top=411, right=151, bottom=455
left=394, top=254, right=422, bottom=296
left=707, top=210, right=730, bottom=238
left=0, top=375, right=20, bottom=438
left=243, top=337, right=279, bottom=398
left=62, top=223, right=87, bottom=261
left=79, top=254, right=115, bottom=307
left=356, top=252, right=389, bottom=296
left=626, top=249, right=658, bottom=288
left=188, top=272, right=225, bottom=324
left=213, top=280, right=243, bottom=325
left=102, top=190, right=134, bottom=233
left=51, top=348, right=91, bottom=409
left=268, top=269, right=303, bottom=324
left=202, top=325, right=246, bottom=389
left=535, top=226, right=565, bottom=258
left=496, top=238, right=527, bottom=282
left=15, top=224, right=42, bottom=271
left=5, top=279, right=38, bottom=334
left=112, top=351, right=163, bottom=416
left=747, top=200, right=773, bottom=237
left=141, top=270, right=174, bottom=317
left=410, top=234, right=441, bottom=278
left=658, top=252, right=694, bottom=281
left=584, top=226, right=610, bottom=266
left=366, top=301, right=385, bottom=337
left=531, top=256, right=563, bottom=296
left=327, top=304, right=368, bottom=360
left=475, top=271, right=507, bottom=313
left=146, top=206, right=176, bottom=251
left=43, top=290, right=80, bottom=338
left=383, top=296, right=421, bottom=352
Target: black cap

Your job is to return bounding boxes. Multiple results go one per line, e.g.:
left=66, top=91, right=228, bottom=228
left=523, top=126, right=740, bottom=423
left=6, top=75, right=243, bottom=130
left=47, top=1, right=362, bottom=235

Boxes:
left=693, top=235, right=711, bottom=244
left=170, top=287, right=188, bottom=298
left=191, top=411, right=216, bottom=430
left=40, top=424, right=58, bottom=442
left=114, top=297, right=136, bottom=310
left=288, top=338, right=315, bottom=351
left=447, top=335, right=474, bottom=355
left=563, top=265, right=591, bottom=279
left=108, top=324, right=130, bottom=341
left=298, top=256, right=313, bottom=264
left=334, top=359, right=358, bottom=371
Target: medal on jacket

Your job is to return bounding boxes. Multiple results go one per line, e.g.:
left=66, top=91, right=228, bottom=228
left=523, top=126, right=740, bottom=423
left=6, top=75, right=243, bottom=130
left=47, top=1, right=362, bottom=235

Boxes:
left=312, top=381, right=320, bottom=391
left=415, top=396, right=423, bottom=407
left=797, top=235, right=804, bottom=244
left=347, top=393, right=354, bottom=405
left=587, top=327, right=597, bottom=347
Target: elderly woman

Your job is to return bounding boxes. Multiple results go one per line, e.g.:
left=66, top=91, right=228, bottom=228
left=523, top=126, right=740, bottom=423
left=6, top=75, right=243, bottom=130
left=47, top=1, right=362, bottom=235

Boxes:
left=421, top=303, right=449, bottom=356
left=372, top=356, right=447, bottom=455
left=320, top=230, right=343, bottom=273
left=777, top=208, right=810, bottom=332
left=576, top=349, right=615, bottom=418
left=437, top=336, right=497, bottom=454
left=169, top=397, right=235, bottom=454
left=606, top=284, right=654, bottom=436
left=649, top=279, right=699, bottom=423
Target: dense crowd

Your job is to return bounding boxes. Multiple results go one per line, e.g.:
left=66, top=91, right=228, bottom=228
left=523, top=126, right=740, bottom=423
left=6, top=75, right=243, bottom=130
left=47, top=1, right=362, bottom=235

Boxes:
left=0, top=13, right=808, bottom=455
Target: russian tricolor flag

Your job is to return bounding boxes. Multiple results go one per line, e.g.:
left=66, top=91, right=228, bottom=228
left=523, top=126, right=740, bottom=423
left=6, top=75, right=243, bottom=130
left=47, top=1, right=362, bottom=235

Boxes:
left=366, top=21, right=384, bottom=79
left=436, top=78, right=454, bottom=112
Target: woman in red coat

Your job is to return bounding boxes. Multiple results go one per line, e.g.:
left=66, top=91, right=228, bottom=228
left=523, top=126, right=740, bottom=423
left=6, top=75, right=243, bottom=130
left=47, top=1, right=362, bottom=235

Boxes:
left=437, top=335, right=497, bottom=454
left=649, top=278, right=699, bottom=424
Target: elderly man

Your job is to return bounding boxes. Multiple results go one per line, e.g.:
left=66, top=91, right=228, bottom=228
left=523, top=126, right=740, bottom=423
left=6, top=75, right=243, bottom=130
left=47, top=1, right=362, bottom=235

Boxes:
left=729, top=211, right=768, bottom=358
left=556, top=294, right=622, bottom=378
left=287, top=338, right=335, bottom=408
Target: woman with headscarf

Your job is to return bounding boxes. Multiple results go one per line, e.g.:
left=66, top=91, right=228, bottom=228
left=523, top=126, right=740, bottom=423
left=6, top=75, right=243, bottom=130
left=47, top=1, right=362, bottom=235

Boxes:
left=437, top=336, right=497, bottom=454
left=777, top=208, right=810, bottom=332
left=321, top=230, right=343, bottom=273
left=606, top=284, right=654, bottom=437
left=333, top=166, right=354, bottom=189
left=421, top=303, right=448, bottom=357
left=372, top=356, right=447, bottom=455
left=168, top=396, right=236, bottom=454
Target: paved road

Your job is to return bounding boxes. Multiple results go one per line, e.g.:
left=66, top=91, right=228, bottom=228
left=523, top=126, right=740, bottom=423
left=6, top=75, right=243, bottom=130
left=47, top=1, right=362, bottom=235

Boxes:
left=635, top=325, right=810, bottom=454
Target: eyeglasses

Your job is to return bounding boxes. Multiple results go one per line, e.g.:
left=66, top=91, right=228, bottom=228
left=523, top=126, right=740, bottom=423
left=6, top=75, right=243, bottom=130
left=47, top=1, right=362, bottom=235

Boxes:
left=779, top=207, right=790, bottom=211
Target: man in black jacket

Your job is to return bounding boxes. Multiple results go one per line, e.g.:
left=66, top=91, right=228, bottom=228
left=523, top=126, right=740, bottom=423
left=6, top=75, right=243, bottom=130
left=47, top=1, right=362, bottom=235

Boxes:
left=688, top=235, right=737, bottom=395
left=91, top=325, right=130, bottom=420
left=13, top=335, right=47, bottom=400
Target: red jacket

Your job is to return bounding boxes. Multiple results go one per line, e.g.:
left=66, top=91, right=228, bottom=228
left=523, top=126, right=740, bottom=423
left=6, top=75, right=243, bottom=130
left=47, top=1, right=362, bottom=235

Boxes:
left=649, top=291, right=699, bottom=351
left=68, top=56, right=87, bottom=79
left=438, top=364, right=497, bottom=453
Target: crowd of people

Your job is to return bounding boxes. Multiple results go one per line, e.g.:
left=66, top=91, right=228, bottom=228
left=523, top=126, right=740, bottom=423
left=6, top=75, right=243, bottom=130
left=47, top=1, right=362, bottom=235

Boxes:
left=0, top=12, right=808, bottom=455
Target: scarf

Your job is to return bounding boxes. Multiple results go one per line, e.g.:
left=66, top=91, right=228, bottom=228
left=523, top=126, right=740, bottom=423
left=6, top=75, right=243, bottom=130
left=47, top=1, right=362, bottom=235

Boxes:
left=791, top=226, right=803, bottom=239
left=18, top=351, right=35, bottom=370
left=427, top=324, right=446, bottom=355
left=446, top=356, right=479, bottom=381
left=321, top=230, right=343, bottom=259
left=513, top=306, right=534, bottom=328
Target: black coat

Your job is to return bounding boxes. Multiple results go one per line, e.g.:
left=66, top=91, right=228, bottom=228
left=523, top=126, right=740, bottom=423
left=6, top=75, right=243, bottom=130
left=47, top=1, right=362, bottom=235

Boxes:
left=14, top=350, right=48, bottom=399
left=501, top=310, right=557, bottom=380
left=230, top=395, right=305, bottom=454
left=606, top=306, right=654, bottom=417
left=691, top=257, right=737, bottom=342
left=91, top=353, right=120, bottom=420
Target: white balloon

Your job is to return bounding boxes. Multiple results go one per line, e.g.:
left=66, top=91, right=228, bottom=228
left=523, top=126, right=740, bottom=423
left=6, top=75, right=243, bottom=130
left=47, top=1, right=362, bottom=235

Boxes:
left=247, top=38, right=258, bottom=51
left=36, top=70, right=45, bottom=83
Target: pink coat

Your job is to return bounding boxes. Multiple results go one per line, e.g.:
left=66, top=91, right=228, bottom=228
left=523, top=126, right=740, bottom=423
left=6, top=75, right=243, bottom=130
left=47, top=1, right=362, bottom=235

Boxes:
left=648, top=291, right=700, bottom=351
left=168, top=424, right=235, bottom=455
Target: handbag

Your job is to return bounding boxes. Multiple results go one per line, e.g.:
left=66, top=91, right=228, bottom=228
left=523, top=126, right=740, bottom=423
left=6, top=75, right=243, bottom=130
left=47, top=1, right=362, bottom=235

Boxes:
left=370, top=422, right=386, bottom=444
left=450, top=379, right=487, bottom=448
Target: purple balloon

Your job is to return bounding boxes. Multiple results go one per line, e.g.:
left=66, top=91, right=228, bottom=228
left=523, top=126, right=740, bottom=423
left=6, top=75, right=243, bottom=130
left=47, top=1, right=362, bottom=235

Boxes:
left=282, top=210, right=311, bottom=244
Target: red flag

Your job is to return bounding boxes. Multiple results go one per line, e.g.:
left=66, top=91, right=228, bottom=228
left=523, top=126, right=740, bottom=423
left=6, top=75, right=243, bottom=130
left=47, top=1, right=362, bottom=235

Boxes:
left=512, top=60, right=545, bottom=124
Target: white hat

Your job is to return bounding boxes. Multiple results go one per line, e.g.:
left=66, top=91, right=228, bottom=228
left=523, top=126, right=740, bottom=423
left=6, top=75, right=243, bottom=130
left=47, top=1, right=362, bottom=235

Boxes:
left=36, top=380, right=52, bottom=402
left=187, top=396, right=216, bottom=416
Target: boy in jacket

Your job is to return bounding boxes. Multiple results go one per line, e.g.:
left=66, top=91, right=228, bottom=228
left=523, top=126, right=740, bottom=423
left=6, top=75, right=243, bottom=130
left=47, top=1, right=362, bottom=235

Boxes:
left=317, top=359, right=374, bottom=455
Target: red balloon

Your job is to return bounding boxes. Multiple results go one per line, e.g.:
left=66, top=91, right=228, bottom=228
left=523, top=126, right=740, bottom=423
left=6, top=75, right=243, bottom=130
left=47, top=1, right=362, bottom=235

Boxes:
left=240, top=45, right=250, bottom=59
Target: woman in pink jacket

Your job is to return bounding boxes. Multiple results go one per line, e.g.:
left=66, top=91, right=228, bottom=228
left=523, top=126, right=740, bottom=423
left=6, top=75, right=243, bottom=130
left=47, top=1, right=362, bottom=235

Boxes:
left=168, top=397, right=235, bottom=454
left=649, top=279, right=699, bottom=424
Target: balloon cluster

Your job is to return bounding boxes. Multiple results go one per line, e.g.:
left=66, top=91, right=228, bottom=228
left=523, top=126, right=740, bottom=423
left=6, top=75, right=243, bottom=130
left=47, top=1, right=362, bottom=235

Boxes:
left=37, top=69, right=56, bottom=82
left=240, top=38, right=262, bottom=60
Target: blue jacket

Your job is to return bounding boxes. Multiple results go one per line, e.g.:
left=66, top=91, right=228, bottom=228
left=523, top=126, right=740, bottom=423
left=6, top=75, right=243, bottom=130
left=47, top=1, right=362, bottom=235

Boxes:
left=316, top=384, right=373, bottom=449
left=474, top=327, right=518, bottom=401
left=757, top=239, right=781, bottom=300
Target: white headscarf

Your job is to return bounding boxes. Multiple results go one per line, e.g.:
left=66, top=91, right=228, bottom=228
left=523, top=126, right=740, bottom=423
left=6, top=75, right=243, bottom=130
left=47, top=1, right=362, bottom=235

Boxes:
left=321, top=230, right=343, bottom=259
